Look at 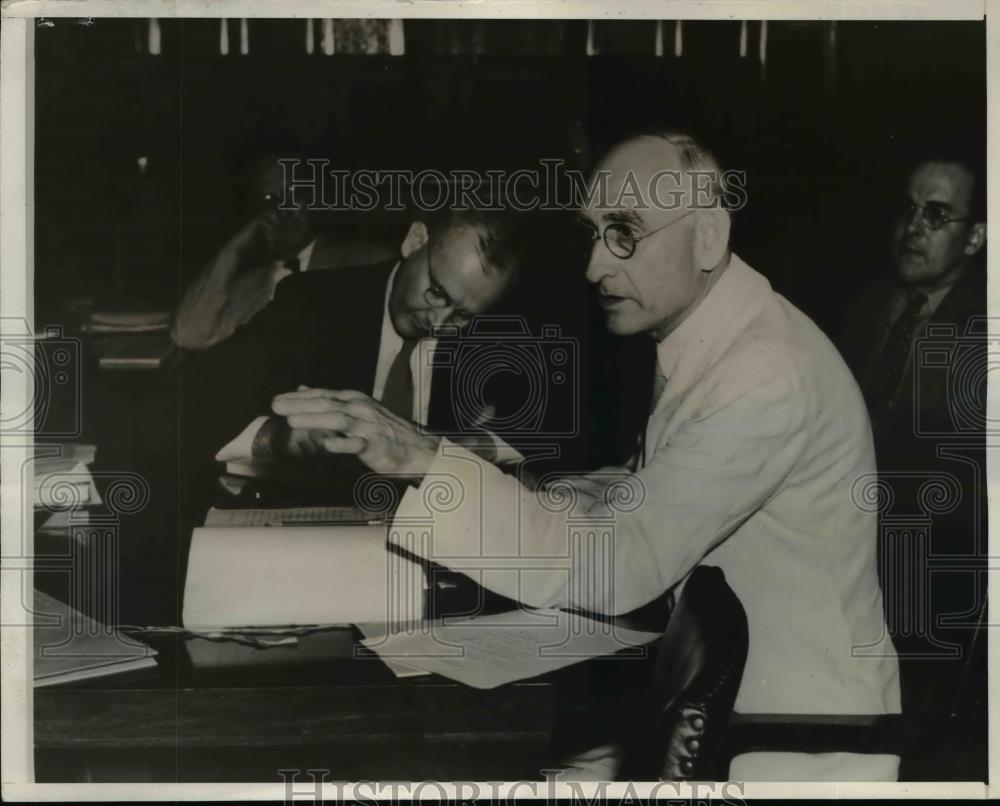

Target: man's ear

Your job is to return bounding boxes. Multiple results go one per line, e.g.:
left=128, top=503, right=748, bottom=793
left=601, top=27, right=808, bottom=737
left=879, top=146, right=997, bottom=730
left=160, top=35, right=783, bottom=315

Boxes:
left=965, top=222, right=986, bottom=256
left=693, top=208, right=731, bottom=272
left=400, top=220, right=429, bottom=259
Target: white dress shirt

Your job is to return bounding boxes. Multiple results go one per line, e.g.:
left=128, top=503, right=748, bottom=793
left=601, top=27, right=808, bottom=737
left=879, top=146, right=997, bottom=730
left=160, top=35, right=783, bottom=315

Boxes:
left=372, top=264, right=436, bottom=425
left=390, top=255, right=900, bottom=778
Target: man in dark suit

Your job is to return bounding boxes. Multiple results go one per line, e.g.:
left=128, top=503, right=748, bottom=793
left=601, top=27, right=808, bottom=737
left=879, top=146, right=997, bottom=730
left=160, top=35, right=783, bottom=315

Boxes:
left=840, top=149, right=987, bottom=780
left=841, top=154, right=986, bottom=439
left=180, top=207, right=523, bottom=499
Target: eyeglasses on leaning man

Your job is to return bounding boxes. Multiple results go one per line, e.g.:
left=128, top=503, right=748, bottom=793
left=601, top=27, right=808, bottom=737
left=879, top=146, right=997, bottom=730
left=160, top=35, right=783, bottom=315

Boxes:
left=423, top=238, right=476, bottom=328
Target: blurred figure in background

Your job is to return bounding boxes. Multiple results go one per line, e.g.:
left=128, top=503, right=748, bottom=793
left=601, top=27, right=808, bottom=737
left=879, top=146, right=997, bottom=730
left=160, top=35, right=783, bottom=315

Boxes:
left=172, top=134, right=395, bottom=349
left=840, top=141, right=987, bottom=781
left=841, top=147, right=986, bottom=439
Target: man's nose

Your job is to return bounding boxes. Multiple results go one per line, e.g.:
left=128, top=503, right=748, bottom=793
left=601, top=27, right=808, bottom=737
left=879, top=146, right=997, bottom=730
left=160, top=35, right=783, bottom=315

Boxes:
left=427, top=306, right=452, bottom=327
left=584, top=244, right=616, bottom=285
left=904, top=205, right=926, bottom=234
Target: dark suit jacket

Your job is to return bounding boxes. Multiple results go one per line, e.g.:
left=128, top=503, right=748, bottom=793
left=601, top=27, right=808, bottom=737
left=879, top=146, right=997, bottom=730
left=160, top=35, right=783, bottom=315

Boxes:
left=840, top=265, right=986, bottom=440
left=179, top=260, right=471, bottom=469
left=839, top=266, right=986, bottom=673
left=178, top=256, right=594, bottom=512
left=181, top=258, right=588, bottom=479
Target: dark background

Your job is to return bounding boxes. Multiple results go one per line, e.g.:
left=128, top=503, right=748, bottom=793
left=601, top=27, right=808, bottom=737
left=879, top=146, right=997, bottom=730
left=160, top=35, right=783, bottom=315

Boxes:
left=35, top=18, right=986, bottom=337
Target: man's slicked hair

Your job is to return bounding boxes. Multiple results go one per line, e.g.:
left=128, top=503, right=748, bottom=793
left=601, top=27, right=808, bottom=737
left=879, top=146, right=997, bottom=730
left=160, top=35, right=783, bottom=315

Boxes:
left=423, top=208, right=523, bottom=279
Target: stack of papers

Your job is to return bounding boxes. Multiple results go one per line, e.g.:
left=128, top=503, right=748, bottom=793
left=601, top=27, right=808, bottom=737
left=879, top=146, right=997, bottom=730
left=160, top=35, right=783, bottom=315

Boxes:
left=34, top=463, right=100, bottom=509
left=180, top=515, right=659, bottom=687
left=360, top=609, right=661, bottom=689
left=34, top=589, right=157, bottom=687
left=81, top=310, right=171, bottom=334
left=182, top=525, right=426, bottom=631
left=80, top=310, right=175, bottom=370
left=95, top=331, right=176, bottom=370
left=34, top=445, right=100, bottom=531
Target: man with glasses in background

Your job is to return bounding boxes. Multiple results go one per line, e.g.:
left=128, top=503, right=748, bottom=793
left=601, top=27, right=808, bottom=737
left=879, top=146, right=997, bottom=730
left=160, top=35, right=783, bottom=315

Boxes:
left=839, top=144, right=987, bottom=781
left=842, top=148, right=986, bottom=440
left=272, top=131, right=902, bottom=780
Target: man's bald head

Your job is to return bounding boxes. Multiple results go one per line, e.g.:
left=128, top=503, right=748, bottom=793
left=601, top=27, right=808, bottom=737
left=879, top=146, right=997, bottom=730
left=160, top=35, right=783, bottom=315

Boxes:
left=578, top=131, right=733, bottom=341
left=594, top=132, right=731, bottom=214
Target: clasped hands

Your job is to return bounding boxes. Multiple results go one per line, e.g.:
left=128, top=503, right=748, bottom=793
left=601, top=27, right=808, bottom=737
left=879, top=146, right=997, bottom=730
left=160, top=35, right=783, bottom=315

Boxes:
left=267, top=388, right=441, bottom=480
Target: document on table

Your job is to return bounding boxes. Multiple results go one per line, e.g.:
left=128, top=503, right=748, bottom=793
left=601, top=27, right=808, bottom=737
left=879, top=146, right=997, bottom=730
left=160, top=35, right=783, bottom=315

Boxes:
left=182, top=525, right=426, bottom=631
left=355, top=621, right=432, bottom=678
left=34, top=461, right=101, bottom=509
left=360, top=609, right=661, bottom=689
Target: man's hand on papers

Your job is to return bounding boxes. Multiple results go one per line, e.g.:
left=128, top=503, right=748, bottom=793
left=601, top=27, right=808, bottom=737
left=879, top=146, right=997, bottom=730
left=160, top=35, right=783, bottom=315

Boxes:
left=272, top=388, right=441, bottom=480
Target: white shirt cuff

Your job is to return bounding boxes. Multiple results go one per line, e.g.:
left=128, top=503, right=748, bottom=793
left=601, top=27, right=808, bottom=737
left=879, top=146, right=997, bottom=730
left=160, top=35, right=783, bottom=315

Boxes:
left=214, top=415, right=270, bottom=462
left=487, top=431, right=525, bottom=465
left=390, top=437, right=481, bottom=550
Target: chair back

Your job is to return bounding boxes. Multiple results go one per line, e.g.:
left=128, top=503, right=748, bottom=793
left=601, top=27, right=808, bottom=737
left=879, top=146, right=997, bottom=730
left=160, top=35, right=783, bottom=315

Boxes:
left=616, top=565, right=749, bottom=781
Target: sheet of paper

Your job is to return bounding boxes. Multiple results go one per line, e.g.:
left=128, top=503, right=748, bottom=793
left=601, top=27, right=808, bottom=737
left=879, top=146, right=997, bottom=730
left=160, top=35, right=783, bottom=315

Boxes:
left=34, top=461, right=101, bottom=510
left=361, top=609, right=661, bottom=689
left=182, top=525, right=426, bottom=630
left=381, top=658, right=432, bottom=678
left=34, top=589, right=157, bottom=687
left=355, top=620, right=431, bottom=678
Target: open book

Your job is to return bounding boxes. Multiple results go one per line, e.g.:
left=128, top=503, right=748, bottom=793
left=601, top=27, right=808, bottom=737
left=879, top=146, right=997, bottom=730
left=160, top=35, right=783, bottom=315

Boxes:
left=182, top=525, right=427, bottom=631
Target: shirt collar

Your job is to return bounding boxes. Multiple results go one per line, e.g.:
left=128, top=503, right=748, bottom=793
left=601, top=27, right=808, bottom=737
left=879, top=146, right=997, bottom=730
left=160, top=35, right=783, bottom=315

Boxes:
left=275, top=238, right=317, bottom=273
left=380, top=262, right=405, bottom=358
left=655, top=254, right=770, bottom=382
left=890, top=280, right=955, bottom=321
left=921, top=283, right=954, bottom=316
left=297, top=238, right=316, bottom=271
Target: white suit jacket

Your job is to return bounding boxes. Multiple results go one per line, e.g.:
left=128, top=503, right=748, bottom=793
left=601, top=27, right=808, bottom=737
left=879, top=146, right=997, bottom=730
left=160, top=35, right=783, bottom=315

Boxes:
left=392, top=254, right=901, bottom=718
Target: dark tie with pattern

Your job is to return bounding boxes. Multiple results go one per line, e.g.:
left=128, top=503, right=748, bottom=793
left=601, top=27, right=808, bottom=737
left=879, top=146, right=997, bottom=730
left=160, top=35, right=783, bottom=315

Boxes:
left=868, top=290, right=928, bottom=414
left=283, top=257, right=302, bottom=273
left=650, top=366, right=669, bottom=413
left=381, top=339, right=419, bottom=420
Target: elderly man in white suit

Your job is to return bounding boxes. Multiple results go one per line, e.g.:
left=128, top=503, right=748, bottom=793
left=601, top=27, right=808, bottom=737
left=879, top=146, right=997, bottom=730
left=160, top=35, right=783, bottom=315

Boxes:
left=270, top=132, right=901, bottom=782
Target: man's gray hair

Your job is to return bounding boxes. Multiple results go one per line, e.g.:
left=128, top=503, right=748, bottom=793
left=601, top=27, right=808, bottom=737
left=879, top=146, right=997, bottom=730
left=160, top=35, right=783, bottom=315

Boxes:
left=644, top=129, right=730, bottom=210
left=627, top=129, right=734, bottom=263
left=421, top=207, right=523, bottom=278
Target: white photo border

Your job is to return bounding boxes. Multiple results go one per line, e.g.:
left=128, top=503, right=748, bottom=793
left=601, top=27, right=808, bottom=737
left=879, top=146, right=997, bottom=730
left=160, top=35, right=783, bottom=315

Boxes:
left=1, top=0, right=994, bottom=800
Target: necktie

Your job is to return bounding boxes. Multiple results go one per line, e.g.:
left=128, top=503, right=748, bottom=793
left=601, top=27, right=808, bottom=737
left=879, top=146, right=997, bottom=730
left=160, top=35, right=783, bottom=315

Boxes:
left=283, top=257, right=302, bottom=273
left=650, top=366, right=669, bottom=414
left=867, top=290, right=928, bottom=414
left=381, top=339, right=419, bottom=420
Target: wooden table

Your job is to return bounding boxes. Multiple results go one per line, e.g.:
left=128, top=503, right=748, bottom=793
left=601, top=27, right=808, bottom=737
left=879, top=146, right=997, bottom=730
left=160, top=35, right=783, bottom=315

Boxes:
left=35, top=673, right=557, bottom=782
